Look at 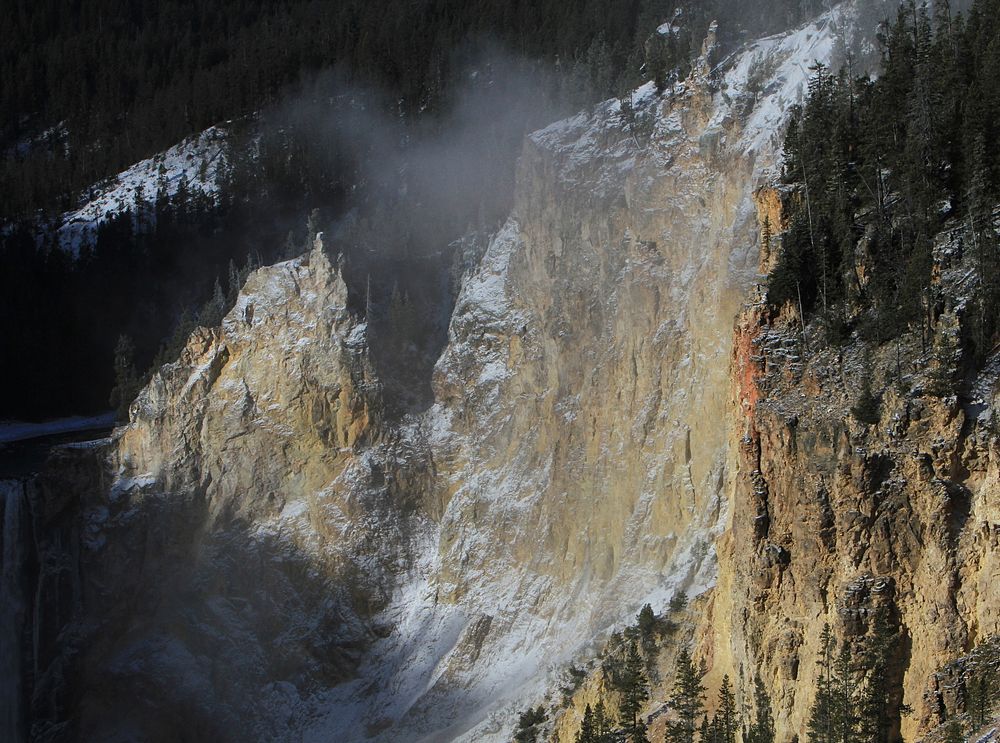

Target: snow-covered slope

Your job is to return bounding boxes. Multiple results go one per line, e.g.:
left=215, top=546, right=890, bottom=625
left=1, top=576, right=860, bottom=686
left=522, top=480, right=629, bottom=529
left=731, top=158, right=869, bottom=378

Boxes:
left=716, top=14, right=839, bottom=158
left=56, top=126, right=226, bottom=253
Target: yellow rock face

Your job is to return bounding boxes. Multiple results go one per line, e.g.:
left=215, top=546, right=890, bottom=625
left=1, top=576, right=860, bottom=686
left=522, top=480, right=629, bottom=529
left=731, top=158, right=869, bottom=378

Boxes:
left=118, top=239, right=378, bottom=530
left=709, top=238, right=1000, bottom=742
left=427, top=60, right=758, bottom=687
left=55, top=7, right=997, bottom=742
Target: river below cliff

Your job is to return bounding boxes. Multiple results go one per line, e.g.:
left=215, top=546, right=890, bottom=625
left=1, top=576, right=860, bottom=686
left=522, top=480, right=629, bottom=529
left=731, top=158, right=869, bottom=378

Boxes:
left=0, top=414, right=115, bottom=478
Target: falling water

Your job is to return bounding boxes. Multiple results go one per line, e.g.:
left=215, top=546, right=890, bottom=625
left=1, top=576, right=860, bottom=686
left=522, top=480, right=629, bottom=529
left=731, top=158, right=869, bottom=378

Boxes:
left=1, top=479, right=26, bottom=743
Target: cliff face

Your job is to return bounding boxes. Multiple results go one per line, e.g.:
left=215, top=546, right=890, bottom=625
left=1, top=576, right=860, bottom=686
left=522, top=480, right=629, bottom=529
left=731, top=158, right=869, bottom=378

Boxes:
left=426, top=25, right=749, bottom=692
left=21, top=244, right=443, bottom=741
left=410, top=11, right=857, bottom=737
left=712, top=212, right=1000, bottom=741
left=19, top=4, right=991, bottom=743
left=549, top=199, right=1000, bottom=743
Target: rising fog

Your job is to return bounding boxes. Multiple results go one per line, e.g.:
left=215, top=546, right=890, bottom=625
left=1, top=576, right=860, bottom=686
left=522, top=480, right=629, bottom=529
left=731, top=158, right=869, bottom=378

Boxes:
left=250, top=45, right=588, bottom=414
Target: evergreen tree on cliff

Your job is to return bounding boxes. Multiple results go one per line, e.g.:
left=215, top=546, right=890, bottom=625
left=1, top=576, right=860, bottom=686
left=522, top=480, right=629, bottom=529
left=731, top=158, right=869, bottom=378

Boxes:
left=967, top=663, right=996, bottom=729
left=699, top=713, right=713, bottom=743
left=808, top=624, right=836, bottom=743
left=594, top=700, right=614, bottom=742
left=857, top=607, right=902, bottom=743
left=715, top=675, right=739, bottom=743
left=514, top=706, right=547, bottom=743
left=665, top=648, right=705, bottom=743
left=746, top=675, right=775, bottom=743
left=577, top=704, right=597, bottom=743
left=831, top=640, right=860, bottom=743
left=618, top=641, right=651, bottom=742
left=770, top=0, right=1000, bottom=364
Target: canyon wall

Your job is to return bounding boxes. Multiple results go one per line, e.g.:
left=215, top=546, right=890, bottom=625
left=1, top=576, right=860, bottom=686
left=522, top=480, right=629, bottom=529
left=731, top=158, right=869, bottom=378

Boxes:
left=710, top=207, right=1000, bottom=741
left=16, top=4, right=994, bottom=743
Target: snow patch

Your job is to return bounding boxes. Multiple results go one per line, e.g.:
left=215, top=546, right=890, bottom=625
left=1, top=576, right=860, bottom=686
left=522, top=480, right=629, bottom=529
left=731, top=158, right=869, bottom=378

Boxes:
left=56, top=126, right=227, bottom=254
left=719, top=6, right=844, bottom=162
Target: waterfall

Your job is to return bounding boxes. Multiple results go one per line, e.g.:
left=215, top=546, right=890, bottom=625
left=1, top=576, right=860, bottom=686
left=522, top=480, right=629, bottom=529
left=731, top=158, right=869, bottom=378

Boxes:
left=1, top=479, right=26, bottom=743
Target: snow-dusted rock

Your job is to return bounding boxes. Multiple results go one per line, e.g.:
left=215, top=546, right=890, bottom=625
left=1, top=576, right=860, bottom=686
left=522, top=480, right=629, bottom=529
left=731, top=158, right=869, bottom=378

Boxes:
left=22, top=6, right=880, bottom=743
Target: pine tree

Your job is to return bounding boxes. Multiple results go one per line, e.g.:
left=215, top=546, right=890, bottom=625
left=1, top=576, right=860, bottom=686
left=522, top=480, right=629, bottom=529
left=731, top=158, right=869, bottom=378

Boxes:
left=155, top=162, right=169, bottom=208
left=637, top=603, right=659, bottom=661
left=618, top=641, right=651, bottom=743
left=857, top=607, right=899, bottom=743
left=514, top=705, right=547, bottom=743
left=577, top=704, right=596, bottom=743
left=966, top=132, right=1000, bottom=361
left=646, top=33, right=670, bottom=93
left=638, top=603, right=656, bottom=638
left=808, top=624, right=836, bottom=743
left=851, top=365, right=881, bottom=425
left=928, top=309, right=962, bottom=397
left=593, top=700, right=613, bottom=742
left=665, top=648, right=706, bottom=743
left=831, top=640, right=859, bottom=743
left=746, top=675, right=775, bottom=743
left=133, top=187, right=149, bottom=235
left=967, top=665, right=995, bottom=729
left=716, top=675, right=738, bottom=743
left=669, top=592, right=689, bottom=613
left=620, top=93, right=636, bottom=134
left=172, top=172, right=191, bottom=220
left=699, top=714, right=712, bottom=743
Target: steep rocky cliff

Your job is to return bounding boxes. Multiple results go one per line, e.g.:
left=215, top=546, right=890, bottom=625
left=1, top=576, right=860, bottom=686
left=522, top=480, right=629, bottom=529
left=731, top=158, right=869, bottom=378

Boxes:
left=711, top=206, right=1000, bottom=742
left=12, top=3, right=994, bottom=743
left=358, top=8, right=863, bottom=738
left=21, top=243, right=439, bottom=741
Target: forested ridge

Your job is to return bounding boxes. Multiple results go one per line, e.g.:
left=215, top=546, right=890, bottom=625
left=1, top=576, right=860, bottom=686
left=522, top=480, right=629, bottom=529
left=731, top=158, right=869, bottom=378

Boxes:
left=771, top=0, right=1000, bottom=385
left=1, top=0, right=823, bottom=219
left=1, top=0, right=824, bottom=421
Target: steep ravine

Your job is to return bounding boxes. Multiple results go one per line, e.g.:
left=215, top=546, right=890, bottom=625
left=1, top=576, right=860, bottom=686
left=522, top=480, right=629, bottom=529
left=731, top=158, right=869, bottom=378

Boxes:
left=11, top=4, right=989, bottom=743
